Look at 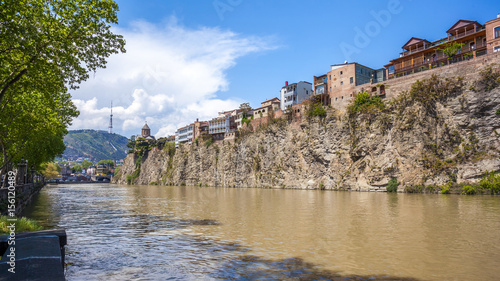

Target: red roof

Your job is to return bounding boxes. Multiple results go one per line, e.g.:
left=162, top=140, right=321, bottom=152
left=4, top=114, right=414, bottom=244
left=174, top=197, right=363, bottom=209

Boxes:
left=446, top=19, right=481, bottom=34
left=402, top=37, right=430, bottom=49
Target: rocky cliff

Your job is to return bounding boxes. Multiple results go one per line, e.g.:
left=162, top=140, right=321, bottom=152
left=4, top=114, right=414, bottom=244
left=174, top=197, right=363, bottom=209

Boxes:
left=113, top=65, right=500, bottom=192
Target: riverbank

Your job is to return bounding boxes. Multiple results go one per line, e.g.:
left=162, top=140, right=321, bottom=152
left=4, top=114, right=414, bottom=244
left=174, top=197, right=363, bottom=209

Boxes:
left=114, top=62, right=500, bottom=193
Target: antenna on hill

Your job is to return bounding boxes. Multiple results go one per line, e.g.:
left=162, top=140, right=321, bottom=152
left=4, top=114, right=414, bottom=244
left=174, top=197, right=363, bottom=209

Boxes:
left=108, top=101, right=113, bottom=134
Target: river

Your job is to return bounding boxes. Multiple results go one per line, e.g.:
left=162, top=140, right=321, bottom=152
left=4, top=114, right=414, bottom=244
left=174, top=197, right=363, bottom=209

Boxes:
left=22, top=183, right=500, bottom=280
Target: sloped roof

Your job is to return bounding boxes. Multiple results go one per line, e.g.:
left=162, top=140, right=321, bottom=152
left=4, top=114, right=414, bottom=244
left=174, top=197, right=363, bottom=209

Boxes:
left=446, top=19, right=480, bottom=34
left=402, top=37, right=431, bottom=49
left=142, top=123, right=150, bottom=130
left=261, top=97, right=280, bottom=103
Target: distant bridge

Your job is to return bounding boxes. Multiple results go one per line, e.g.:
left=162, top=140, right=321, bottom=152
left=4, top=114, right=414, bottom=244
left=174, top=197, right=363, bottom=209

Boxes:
left=92, top=175, right=111, bottom=182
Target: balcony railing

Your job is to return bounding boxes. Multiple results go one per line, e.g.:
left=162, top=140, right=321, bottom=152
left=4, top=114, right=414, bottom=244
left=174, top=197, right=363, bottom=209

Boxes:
left=400, top=26, right=485, bottom=57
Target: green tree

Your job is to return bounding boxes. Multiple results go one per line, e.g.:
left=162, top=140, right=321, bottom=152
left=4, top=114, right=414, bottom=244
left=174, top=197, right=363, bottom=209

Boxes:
left=40, top=162, right=60, bottom=179
left=98, top=160, right=115, bottom=168
left=437, top=41, right=464, bottom=63
left=81, top=160, right=93, bottom=170
left=0, top=0, right=126, bottom=172
left=72, top=164, right=83, bottom=174
left=239, top=102, right=252, bottom=116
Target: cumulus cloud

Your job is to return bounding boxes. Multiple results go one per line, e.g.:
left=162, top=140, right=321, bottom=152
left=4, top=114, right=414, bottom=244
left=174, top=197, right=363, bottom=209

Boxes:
left=70, top=18, right=275, bottom=137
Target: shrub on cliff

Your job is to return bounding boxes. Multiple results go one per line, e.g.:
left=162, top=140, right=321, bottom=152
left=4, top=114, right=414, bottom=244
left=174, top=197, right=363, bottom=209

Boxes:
left=409, top=75, right=463, bottom=107
left=347, top=91, right=385, bottom=117
left=306, top=95, right=327, bottom=119
left=475, top=64, right=500, bottom=92
left=386, top=177, right=399, bottom=193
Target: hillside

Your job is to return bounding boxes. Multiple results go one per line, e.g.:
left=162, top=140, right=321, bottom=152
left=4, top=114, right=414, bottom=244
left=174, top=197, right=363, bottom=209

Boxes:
left=63, top=130, right=129, bottom=161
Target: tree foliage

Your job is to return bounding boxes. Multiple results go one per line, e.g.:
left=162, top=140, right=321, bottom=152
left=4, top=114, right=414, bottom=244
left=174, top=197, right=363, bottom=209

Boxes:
left=437, top=41, right=464, bottom=60
left=40, top=162, right=60, bottom=179
left=0, top=0, right=126, bottom=172
left=81, top=160, right=93, bottom=170
left=239, top=102, right=252, bottom=115
left=98, top=159, right=114, bottom=168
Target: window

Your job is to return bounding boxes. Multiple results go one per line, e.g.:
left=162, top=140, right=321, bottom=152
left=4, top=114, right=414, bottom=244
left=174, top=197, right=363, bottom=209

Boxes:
left=495, top=46, right=500, bottom=53
left=340, top=81, right=343, bottom=85
left=340, top=71, right=343, bottom=75
left=350, top=77, right=353, bottom=84
left=495, top=27, right=500, bottom=39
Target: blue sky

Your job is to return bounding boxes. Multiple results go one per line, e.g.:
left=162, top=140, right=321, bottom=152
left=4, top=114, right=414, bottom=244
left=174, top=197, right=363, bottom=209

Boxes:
left=70, top=0, right=500, bottom=137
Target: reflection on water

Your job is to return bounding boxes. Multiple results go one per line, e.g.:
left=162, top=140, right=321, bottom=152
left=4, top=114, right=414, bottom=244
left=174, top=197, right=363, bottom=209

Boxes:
left=22, top=184, right=500, bottom=280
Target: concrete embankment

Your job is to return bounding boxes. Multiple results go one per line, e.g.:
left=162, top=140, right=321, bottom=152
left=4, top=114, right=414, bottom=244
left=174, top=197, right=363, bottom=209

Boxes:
left=0, top=229, right=67, bottom=281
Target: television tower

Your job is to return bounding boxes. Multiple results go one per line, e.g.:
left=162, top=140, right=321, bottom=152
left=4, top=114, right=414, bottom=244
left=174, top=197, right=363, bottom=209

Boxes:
left=108, top=101, right=113, bottom=134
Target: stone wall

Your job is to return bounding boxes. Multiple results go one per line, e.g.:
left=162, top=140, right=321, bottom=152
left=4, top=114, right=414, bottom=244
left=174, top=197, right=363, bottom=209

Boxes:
left=0, top=182, right=45, bottom=215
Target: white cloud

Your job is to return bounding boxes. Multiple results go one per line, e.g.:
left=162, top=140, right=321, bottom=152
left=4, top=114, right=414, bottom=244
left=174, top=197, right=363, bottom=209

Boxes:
left=70, top=18, right=275, bottom=137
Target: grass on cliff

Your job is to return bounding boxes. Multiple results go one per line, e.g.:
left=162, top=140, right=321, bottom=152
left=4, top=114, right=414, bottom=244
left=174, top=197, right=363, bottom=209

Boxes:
left=0, top=216, right=44, bottom=234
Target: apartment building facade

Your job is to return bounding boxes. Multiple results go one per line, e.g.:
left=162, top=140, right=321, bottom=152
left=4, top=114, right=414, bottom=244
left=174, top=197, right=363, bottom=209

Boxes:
left=280, top=81, right=312, bottom=111
left=208, top=109, right=239, bottom=141
left=175, top=123, right=194, bottom=147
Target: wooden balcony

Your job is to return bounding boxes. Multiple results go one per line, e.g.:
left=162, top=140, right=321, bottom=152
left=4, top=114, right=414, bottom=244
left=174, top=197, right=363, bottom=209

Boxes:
left=400, top=27, right=486, bottom=57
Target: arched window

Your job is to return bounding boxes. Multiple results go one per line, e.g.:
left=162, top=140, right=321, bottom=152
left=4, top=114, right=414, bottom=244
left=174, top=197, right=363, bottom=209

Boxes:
left=495, top=26, right=500, bottom=39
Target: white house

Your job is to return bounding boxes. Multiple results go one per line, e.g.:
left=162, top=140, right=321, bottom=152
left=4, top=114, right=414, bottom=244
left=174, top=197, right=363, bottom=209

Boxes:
left=280, top=81, right=312, bottom=111
left=175, top=123, right=194, bottom=147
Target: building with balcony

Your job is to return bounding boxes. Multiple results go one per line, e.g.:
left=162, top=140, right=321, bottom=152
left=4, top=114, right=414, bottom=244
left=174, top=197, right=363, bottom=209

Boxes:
left=384, top=18, right=494, bottom=79
left=208, top=109, right=239, bottom=141
left=175, top=123, right=194, bottom=147
left=280, top=81, right=312, bottom=111
left=327, top=63, right=385, bottom=102
left=253, top=97, right=280, bottom=119
left=235, top=109, right=253, bottom=130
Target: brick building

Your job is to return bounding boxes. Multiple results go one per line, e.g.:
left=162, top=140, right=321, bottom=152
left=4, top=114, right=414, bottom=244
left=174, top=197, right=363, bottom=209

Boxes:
left=486, top=15, right=500, bottom=54
left=327, top=63, right=384, bottom=103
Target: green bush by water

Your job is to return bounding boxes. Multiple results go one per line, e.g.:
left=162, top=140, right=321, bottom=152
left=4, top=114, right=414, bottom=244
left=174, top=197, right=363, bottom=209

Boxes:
left=0, top=216, right=43, bottom=234
left=386, top=177, right=399, bottom=192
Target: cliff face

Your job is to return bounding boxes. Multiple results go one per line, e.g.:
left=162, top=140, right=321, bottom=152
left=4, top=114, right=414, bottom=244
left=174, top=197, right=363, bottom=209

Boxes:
left=114, top=70, right=500, bottom=192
